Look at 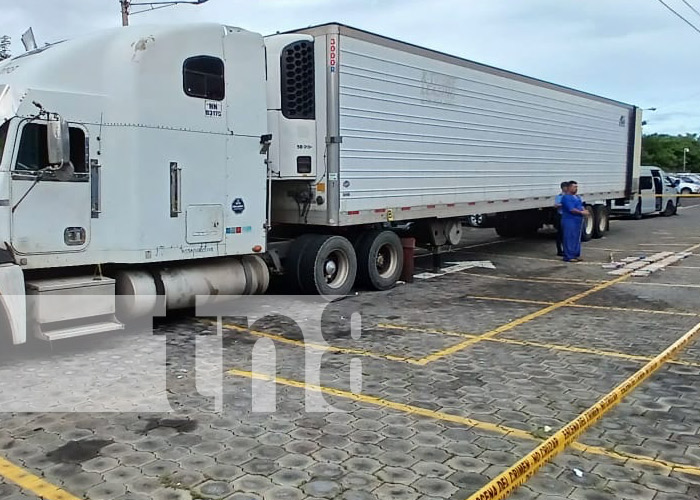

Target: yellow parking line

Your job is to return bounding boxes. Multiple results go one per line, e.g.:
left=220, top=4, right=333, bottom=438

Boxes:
left=0, top=456, right=81, bottom=500
left=620, top=282, right=700, bottom=289
left=416, top=274, right=631, bottom=365
left=218, top=322, right=421, bottom=364
left=379, top=323, right=700, bottom=368
left=228, top=369, right=700, bottom=477
left=458, top=273, right=594, bottom=286
left=461, top=294, right=699, bottom=317
left=466, top=319, right=700, bottom=500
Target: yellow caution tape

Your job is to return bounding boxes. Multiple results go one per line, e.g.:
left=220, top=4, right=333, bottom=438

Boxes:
left=465, top=320, right=700, bottom=500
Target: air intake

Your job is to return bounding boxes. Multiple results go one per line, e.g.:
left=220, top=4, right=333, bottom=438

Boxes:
left=281, top=41, right=315, bottom=120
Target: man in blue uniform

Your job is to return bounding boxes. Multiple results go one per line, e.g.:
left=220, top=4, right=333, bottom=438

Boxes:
left=554, top=181, right=569, bottom=256
left=560, top=181, right=589, bottom=262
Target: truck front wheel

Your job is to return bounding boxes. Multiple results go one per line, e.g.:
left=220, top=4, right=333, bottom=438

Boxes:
left=355, top=230, right=403, bottom=291
left=592, top=205, right=609, bottom=239
left=581, top=205, right=595, bottom=242
left=299, top=235, right=357, bottom=296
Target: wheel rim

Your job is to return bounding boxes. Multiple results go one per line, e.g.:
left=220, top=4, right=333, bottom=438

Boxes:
left=375, top=243, right=399, bottom=279
left=597, top=210, right=607, bottom=232
left=585, top=213, right=594, bottom=235
left=324, top=250, right=350, bottom=289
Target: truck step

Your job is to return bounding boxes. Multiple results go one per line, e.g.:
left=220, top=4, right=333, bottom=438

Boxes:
left=37, top=319, right=125, bottom=342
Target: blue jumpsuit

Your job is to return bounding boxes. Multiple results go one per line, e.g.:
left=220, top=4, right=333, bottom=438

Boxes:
left=560, top=194, right=583, bottom=261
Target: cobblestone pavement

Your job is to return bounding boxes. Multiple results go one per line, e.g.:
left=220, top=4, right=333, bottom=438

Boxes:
left=1, top=201, right=700, bottom=500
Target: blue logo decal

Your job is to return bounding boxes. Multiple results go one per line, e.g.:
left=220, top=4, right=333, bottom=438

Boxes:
left=231, top=198, right=245, bottom=214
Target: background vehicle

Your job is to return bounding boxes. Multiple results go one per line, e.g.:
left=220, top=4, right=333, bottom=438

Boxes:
left=0, top=23, right=642, bottom=344
left=612, top=166, right=678, bottom=218
left=668, top=174, right=700, bottom=195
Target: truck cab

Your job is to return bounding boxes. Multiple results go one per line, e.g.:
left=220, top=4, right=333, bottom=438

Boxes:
left=612, top=166, right=678, bottom=218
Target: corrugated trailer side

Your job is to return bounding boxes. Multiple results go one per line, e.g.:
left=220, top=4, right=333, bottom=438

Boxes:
left=294, top=24, right=640, bottom=226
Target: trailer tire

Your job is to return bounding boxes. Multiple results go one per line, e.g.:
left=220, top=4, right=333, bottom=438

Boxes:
left=355, top=230, right=403, bottom=291
left=299, top=235, right=357, bottom=296
left=581, top=205, right=594, bottom=242
left=592, top=205, right=608, bottom=239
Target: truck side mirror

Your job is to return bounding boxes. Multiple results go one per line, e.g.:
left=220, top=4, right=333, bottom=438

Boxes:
left=47, top=115, right=70, bottom=166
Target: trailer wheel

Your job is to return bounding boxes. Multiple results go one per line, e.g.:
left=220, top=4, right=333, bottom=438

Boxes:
left=581, top=205, right=595, bottom=242
left=592, top=205, right=609, bottom=239
left=299, top=235, right=357, bottom=296
left=355, top=230, right=403, bottom=291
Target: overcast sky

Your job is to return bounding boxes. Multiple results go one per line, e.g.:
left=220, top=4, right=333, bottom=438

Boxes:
left=1, top=0, right=698, bottom=134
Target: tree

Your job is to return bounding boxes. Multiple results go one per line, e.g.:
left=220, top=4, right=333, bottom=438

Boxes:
left=0, top=35, right=10, bottom=61
left=641, top=133, right=699, bottom=173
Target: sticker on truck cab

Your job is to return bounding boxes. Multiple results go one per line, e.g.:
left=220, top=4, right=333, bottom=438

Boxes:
left=205, top=100, right=223, bottom=117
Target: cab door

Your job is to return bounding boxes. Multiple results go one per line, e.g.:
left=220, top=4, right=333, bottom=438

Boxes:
left=651, top=169, right=663, bottom=212
left=639, top=175, right=655, bottom=214
left=10, top=121, right=91, bottom=254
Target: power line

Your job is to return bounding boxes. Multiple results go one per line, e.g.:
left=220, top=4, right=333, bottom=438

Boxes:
left=655, top=0, right=700, bottom=35
left=681, top=0, right=700, bottom=19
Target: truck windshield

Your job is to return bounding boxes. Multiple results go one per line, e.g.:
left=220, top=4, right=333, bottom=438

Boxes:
left=0, top=120, right=8, bottom=167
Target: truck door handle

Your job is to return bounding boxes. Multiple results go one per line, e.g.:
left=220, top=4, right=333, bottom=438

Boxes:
left=170, top=162, right=182, bottom=217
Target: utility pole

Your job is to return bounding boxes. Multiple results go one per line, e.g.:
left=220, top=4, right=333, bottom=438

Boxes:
left=119, top=0, right=210, bottom=26
left=683, top=147, right=690, bottom=172
left=121, top=0, right=130, bottom=26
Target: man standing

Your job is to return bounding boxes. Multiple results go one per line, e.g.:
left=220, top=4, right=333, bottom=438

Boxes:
left=560, top=181, right=589, bottom=262
left=554, top=181, right=569, bottom=256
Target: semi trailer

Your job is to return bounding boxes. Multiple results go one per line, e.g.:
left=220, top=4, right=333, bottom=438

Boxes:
left=0, top=22, right=641, bottom=344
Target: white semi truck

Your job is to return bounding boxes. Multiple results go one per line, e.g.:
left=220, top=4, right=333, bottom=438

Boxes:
left=0, top=23, right=641, bottom=344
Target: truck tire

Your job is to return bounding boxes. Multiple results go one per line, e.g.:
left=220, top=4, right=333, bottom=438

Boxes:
left=285, top=234, right=318, bottom=291
left=299, top=235, right=357, bottom=296
left=592, top=205, right=609, bottom=238
left=581, top=205, right=594, bottom=242
left=355, top=230, right=403, bottom=291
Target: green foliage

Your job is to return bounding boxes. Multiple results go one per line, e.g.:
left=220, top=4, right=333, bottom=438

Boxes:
left=0, top=35, right=10, bottom=61
left=642, top=133, right=700, bottom=173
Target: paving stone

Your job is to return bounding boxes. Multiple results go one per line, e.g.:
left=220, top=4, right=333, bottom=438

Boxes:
left=605, top=480, right=657, bottom=500
left=263, top=486, right=304, bottom=500
left=270, top=468, right=310, bottom=487
left=82, top=456, right=119, bottom=473
left=373, top=483, right=419, bottom=500
left=85, top=482, right=127, bottom=500
left=340, top=472, right=380, bottom=491
left=411, top=477, right=458, bottom=497
left=232, top=474, right=275, bottom=493
left=376, top=466, right=419, bottom=485
left=301, top=480, right=341, bottom=498
left=195, top=480, right=233, bottom=499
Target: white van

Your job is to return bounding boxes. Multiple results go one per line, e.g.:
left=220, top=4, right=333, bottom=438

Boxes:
left=612, top=166, right=679, bottom=218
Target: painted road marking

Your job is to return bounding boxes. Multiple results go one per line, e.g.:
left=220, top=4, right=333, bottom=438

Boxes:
left=379, top=323, right=700, bottom=368
left=465, top=320, right=700, bottom=500
left=461, top=294, right=699, bottom=317
left=228, top=369, right=700, bottom=477
left=216, top=321, right=421, bottom=364
left=0, top=456, right=81, bottom=500
left=416, top=274, right=632, bottom=365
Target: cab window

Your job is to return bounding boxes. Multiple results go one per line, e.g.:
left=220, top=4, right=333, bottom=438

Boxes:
left=639, top=176, right=653, bottom=191
left=183, top=56, right=225, bottom=100
left=15, top=123, right=87, bottom=175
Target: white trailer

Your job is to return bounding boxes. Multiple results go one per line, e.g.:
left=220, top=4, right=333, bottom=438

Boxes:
left=0, top=22, right=641, bottom=344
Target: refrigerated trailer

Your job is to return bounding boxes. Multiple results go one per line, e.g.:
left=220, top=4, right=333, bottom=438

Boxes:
left=0, top=23, right=641, bottom=344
